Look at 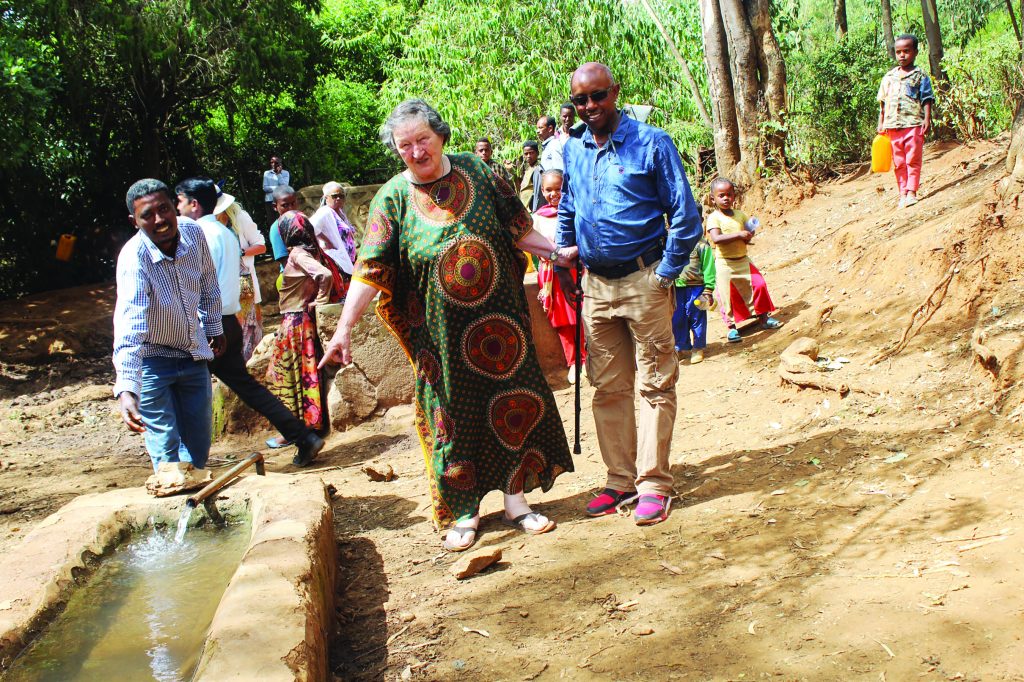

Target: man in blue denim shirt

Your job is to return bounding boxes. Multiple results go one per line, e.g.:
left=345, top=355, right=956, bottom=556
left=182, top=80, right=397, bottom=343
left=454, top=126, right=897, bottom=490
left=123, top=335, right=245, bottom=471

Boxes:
left=556, top=62, right=702, bottom=526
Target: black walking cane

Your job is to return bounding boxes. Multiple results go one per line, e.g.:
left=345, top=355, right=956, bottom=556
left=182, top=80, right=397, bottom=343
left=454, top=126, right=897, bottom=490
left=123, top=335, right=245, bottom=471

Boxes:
left=573, top=265, right=583, bottom=455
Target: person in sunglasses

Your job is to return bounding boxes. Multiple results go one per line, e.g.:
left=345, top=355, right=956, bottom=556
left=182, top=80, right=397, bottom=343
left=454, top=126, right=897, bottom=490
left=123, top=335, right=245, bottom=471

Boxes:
left=554, top=62, right=703, bottom=526
left=310, top=181, right=358, bottom=283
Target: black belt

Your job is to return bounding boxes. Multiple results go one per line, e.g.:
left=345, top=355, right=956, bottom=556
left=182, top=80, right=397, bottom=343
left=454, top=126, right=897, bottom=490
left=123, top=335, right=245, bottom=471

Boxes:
left=587, top=244, right=664, bottom=279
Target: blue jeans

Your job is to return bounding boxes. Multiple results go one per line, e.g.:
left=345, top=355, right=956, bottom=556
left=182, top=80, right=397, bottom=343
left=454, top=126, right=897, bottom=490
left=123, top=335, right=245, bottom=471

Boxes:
left=137, top=356, right=213, bottom=471
left=672, top=285, right=708, bottom=351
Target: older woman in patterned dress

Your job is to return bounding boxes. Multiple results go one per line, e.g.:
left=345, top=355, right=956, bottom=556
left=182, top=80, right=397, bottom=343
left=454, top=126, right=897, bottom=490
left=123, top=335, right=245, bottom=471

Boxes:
left=320, top=99, right=576, bottom=552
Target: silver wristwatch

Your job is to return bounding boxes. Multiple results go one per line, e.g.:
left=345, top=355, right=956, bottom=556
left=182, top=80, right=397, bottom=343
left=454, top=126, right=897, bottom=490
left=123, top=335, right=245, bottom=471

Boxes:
left=548, top=249, right=560, bottom=262
left=655, top=274, right=674, bottom=289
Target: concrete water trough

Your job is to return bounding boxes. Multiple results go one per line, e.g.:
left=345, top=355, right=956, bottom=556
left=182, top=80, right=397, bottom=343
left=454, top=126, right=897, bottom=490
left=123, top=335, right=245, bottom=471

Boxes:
left=0, top=472, right=335, bottom=681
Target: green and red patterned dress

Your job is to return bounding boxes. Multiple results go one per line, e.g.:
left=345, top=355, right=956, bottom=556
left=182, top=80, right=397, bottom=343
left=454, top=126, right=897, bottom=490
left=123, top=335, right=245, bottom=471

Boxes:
left=354, top=153, right=573, bottom=530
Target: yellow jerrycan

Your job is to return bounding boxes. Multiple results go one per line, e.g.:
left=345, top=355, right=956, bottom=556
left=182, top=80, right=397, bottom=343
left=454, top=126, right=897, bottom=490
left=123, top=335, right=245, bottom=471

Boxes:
left=871, top=134, right=892, bottom=173
left=55, top=234, right=77, bottom=262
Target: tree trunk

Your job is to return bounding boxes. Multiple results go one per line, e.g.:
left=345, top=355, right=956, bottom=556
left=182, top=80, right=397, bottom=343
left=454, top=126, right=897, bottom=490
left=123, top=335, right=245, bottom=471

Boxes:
left=834, top=0, right=848, bottom=38
left=920, top=0, right=947, bottom=89
left=997, top=1, right=1024, bottom=203
left=138, top=109, right=164, bottom=177
left=881, top=0, right=896, bottom=59
left=1006, top=0, right=1023, bottom=53
left=637, top=0, right=714, bottom=129
left=698, top=0, right=741, bottom=176
left=718, top=0, right=762, bottom=185
left=999, top=104, right=1024, bottom=203
left=745, top=0, right=787, bottom=160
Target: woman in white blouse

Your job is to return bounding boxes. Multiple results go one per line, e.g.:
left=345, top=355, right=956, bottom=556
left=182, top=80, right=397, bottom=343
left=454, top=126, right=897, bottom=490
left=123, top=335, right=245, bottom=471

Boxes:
left=215, top=191, right=266, bottom=361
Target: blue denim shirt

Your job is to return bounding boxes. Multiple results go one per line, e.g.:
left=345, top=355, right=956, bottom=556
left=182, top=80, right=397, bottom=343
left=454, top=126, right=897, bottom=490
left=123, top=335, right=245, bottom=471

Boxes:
left=556, top=114, right=703, bottom=279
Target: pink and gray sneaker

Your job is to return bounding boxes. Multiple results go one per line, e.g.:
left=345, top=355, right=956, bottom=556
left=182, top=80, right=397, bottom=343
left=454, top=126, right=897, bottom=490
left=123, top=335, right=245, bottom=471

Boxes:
left=585, top=488, right=639, bottom=517
left=634, top=494, right=672, bottom=526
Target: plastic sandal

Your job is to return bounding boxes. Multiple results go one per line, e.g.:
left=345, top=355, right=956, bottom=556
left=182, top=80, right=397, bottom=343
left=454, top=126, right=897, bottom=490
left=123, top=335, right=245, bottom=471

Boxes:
left=727, top=328, right=742, bottom=343
left=502, top=512, right=556, bottom=535
left=442, top=526, right=478, bottom=552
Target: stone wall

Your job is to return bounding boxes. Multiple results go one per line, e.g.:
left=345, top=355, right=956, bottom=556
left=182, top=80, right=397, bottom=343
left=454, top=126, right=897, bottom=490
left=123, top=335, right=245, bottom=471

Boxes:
left=295, top=183, right=383, bottom=240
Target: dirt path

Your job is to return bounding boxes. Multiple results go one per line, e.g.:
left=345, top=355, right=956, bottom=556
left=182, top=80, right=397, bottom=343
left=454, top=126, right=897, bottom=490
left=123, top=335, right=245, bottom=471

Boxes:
left=1, top=138, right=1023, bottom=681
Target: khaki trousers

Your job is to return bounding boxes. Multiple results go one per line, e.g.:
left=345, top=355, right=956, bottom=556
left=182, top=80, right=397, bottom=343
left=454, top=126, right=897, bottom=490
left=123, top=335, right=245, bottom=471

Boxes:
left=583, top=264, right=678, bottom=496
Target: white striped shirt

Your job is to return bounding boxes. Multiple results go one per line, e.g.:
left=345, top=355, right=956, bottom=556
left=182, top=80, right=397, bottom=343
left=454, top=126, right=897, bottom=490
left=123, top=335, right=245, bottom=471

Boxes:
left=112, top=218, right=223, bottom=397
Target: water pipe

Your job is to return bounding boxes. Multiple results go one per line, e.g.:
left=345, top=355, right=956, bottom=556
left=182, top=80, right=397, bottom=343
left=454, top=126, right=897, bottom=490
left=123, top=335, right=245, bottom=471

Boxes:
left=185, top=453, right=266, bottom=510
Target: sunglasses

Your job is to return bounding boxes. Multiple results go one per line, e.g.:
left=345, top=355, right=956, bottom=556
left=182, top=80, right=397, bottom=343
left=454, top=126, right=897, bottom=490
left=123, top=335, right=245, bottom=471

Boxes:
left=327, top=193, right=344, bottom=200
left=569, top=88, right=612, bottom=107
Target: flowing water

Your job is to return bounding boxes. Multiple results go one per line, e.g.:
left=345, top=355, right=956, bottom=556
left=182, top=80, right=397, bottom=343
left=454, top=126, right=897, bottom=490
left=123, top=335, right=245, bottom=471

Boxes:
left=174, top=502, right=196, bottom=544
left=3, top=523, right=250, bottom=682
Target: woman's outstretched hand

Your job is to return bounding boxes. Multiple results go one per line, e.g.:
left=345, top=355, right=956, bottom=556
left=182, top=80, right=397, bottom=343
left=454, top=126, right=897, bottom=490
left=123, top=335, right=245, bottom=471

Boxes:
left=319, top=326, right=352, bottom=369
left=318, top=278, right=379, bottom=369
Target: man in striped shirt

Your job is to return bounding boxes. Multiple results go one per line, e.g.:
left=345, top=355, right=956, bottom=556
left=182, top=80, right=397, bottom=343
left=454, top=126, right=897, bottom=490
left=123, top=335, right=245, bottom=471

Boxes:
left=113, top=179, right=226, bottom=486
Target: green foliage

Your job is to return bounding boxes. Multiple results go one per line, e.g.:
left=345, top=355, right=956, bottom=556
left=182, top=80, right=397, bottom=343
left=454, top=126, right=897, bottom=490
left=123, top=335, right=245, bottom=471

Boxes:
left=938, top=11, right=1023, bottom=139
left=382, top=0, right=711, bottom=164
left=791, top=29, right=892, bottom=164
left=941, top=0, right=1002, bottom=48
left=0, top=0, right=411, bottom=298
left=0, top=19, right=53, bottom=172
left=0, top=0, right=1021, bottom=300
left=318, top=0, right=419, bottom=84
left=291, top=78, right=399, bottom=183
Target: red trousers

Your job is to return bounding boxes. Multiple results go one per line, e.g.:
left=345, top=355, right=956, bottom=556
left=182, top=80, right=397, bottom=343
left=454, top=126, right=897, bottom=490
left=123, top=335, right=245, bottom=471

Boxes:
left=888, top=125, right=924, bottom=193
left=555, top=324, right=586, bottom=368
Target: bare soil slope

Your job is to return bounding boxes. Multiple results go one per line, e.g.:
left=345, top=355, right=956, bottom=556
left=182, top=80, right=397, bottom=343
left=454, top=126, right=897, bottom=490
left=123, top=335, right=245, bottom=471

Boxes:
left=1, top=137, right=1022, bottom=681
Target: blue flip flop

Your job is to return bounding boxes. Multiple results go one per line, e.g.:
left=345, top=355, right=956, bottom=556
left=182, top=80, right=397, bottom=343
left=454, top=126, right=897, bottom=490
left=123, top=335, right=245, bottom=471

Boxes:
left=265, top=437, right=295, bottom=449
left=727, top=328, right=742, bottom=343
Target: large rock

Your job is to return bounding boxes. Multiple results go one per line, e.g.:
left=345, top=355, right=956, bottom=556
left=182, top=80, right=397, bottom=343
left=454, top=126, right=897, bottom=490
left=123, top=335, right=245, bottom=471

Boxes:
left=316, top=302, right=415, bottom=432
left=327, top=365, right=378, bottom=425
left=254, top=260, right=280, bottom=307
left=212, top=334, right=279, bottom=436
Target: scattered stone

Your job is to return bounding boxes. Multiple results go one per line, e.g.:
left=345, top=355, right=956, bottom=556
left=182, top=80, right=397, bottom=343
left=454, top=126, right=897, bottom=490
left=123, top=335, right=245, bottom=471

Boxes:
left=451, top=548, right=503, bottom=580
left=400, top=665, right=412, bottom=680
left=400, top=611, right=416, bottom=623
left=630, top=625, right=654, bottom=636
left=519, top=610, right=529, bottom=618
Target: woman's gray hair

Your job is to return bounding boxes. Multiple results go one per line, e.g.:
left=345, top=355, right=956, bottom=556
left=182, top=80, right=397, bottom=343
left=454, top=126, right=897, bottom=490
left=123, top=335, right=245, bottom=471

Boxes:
left=379, top=99, right=451, bottom=154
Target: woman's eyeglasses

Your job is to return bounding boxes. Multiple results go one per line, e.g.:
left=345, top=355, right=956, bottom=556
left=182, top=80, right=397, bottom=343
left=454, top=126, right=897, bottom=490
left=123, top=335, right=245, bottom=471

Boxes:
left=569, top=89, right=611, bottom=107
left=328, top=193, right=344, bottom=200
